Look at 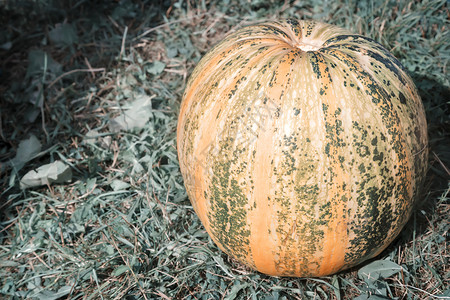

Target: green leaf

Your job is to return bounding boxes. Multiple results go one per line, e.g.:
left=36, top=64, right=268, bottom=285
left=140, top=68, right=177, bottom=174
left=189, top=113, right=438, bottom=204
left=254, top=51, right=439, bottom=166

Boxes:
left=0, top=260, right=20, bottom=267
left=146, top=61, right=166, bottom=75
left=48, top=23, right=78, bottom=47
left=66, top=223, right=85, bottom=235
left=26, top=49, right=62, bottom=78
left=86, top=177, right=97, bottom=191
left=166, top=47, right=178, bottom=58
left=331, top=275, right=341, bottom=300
left=111, top=265, right=130, bottom=276
left=10, top=134, right=42, bottom=171
left=0, top=278, right=15, bottom=295
left=358, top=260, right=404, bottom=283
left=437, top=289, right=450, bottom=297
left=84, top=129, right=100, bottom=145
left=33, top=285, right=72, bottom=300
left=224, top=282, right=250, bottom=300
left=0, top=41, right=12, bottom=50
left=212, top=255, right=235, bottom=278
left=110, top=179, right=130, bottom=191
left=353, top=295, right=390, bottom=300
left=71, top=203, right=94, bottom=224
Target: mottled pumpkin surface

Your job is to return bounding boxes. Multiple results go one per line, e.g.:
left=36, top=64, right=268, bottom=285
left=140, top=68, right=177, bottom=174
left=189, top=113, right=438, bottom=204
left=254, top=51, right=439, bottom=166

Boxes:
left=177, top=19, right=428, bottom=277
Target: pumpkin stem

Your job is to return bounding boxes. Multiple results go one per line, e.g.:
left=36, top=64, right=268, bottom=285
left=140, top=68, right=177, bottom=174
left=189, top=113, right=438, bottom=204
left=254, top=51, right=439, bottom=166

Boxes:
left=293, top=42, right=321, bottom=52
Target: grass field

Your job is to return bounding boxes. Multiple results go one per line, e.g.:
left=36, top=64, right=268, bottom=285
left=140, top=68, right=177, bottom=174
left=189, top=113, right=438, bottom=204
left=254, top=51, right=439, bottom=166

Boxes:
left=0, top=0, right=449, bottom=299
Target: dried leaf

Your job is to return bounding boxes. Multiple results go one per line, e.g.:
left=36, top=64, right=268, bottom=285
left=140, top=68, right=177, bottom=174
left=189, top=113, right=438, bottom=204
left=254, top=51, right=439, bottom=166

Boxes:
left=20, top=160, right=72, bottom=189
left=109, top=94, right=153, bottom=132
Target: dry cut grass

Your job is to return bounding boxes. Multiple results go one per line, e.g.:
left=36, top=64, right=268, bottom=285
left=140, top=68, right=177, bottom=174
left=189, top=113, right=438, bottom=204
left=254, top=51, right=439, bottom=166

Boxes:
left=0, top=0, right=448, bottom=299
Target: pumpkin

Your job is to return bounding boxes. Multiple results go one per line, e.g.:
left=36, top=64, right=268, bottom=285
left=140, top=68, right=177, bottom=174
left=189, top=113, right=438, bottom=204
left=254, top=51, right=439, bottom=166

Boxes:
left=177, top=19, right=428, bottom=277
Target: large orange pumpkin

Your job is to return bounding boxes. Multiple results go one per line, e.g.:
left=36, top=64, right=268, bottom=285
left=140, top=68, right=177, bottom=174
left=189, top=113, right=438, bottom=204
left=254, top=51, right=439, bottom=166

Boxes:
left=177, top=19, right=428, bottom=277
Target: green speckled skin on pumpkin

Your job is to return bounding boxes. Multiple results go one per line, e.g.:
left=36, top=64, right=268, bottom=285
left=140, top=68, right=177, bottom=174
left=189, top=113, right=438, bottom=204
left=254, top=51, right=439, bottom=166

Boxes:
left=177, top=19, right=428, bottom=277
